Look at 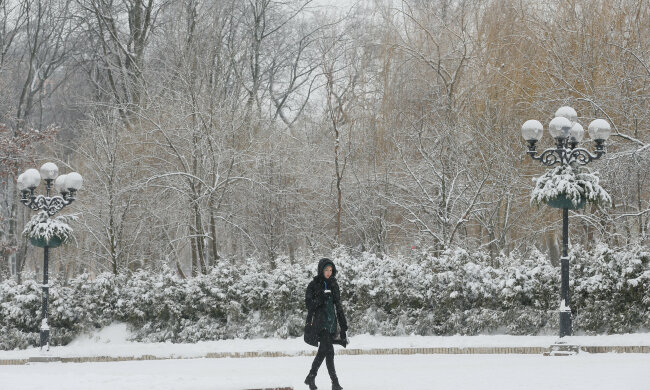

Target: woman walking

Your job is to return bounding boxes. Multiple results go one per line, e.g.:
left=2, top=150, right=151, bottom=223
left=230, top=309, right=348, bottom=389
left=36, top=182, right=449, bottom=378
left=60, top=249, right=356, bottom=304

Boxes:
left=304, top=258, right=348, bottom=390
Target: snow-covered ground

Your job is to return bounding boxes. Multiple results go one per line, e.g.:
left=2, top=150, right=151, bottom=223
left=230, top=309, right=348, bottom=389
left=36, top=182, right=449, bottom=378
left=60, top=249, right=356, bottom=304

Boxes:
left=2, top=353, right=649, bottom=390
left=2, top=325, right=649, bottom=389
left=1, top=323, right=649, bottom=360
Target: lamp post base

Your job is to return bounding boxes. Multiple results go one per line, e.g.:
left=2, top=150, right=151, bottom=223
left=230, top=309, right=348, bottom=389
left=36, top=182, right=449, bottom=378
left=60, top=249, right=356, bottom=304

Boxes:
left=40, top=317, right=50, bottom=351
left=544, top=341, right=580, bottom=356
left=40, top=329, right=50, bottom=351
left=560, top=311, right=572, bottom=338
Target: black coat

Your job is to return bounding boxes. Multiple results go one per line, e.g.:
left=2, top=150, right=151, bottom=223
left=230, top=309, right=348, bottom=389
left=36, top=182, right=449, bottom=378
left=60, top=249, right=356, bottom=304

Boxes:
left=304, top=258, right=348, bottom=347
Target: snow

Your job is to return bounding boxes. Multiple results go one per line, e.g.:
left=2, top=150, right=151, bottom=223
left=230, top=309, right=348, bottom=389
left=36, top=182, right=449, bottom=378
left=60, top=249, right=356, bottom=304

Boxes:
left=555, top=106, right=578, bottom=123
left=2, top=325, right=649, bottom=389
left=531, top=164, right=611, bottom=207
left=560, top=299, right=571, bottom=312
left=1, top=353, right=648, bottom=390
left=1, top=323, right=649, bottom=360
left=22, top=211, right=75, bottom=242
left=70, top=322, right=131, bottom=344
left=521, top=119, right=543, bottom=140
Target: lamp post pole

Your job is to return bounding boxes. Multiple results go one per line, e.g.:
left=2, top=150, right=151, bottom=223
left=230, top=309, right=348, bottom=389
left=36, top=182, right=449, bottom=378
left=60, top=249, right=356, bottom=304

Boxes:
left=521, top=107, right=611, bottom=338
left=17, top=163, right=83, bottom=351
left=560, top=207, right=570, bottom=337
left=41, top=242, right=50, bottom=348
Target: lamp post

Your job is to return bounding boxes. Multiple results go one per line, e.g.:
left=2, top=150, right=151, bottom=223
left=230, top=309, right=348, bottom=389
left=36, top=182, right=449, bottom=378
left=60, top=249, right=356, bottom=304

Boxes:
left=521, top=107, right=611, bottom=338
left=16, top=163, right=83, bottom=351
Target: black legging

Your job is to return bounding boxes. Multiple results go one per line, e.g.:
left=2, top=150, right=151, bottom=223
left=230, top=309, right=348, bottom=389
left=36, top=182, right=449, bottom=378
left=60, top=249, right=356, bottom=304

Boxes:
left=309, top=329, right=338, bottom=381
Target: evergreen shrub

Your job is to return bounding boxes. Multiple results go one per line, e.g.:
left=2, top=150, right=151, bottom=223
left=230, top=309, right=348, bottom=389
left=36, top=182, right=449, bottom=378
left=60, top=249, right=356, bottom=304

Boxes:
left=0, top=245, right=647, bottom=349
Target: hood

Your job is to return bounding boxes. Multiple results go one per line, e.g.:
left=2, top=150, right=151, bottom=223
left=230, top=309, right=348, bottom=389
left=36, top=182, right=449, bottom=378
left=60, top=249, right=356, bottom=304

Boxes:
left=317, top=258, right=337, bottom=280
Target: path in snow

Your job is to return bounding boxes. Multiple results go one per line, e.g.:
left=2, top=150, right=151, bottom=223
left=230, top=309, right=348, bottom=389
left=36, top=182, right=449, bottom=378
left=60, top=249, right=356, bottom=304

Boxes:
left=1, top=353, right=648, bottom=390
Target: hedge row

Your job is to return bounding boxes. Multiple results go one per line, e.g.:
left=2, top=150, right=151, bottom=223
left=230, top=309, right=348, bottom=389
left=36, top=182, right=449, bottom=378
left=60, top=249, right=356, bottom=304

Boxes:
left=1, top=244, right=648, bottom=349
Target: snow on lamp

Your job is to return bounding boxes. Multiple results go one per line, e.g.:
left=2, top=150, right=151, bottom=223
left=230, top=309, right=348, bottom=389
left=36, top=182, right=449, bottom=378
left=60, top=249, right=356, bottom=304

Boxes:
left=555, top=106, right=577, bottom=124
left=64, top=172, right=83, bottom=193
left=569, top=123, right=584, bottom=146
left=54, top=174, right=68, bottom=194
left=521, top=120, right=543, bottom=142
left=588, top=119, right=611, bottom=141
left=22, top=169, right=41, bottom=189
left=588, top=119, right=611, bottom=152
left=521, top=119, right=544, bottom=156
left=548, top=117, right=572, bottom=139
left=17, top=173, right=26, bottom=191
left=39, top=162, right=59, bottom=181
left=18, top=166, right=81, bottom=213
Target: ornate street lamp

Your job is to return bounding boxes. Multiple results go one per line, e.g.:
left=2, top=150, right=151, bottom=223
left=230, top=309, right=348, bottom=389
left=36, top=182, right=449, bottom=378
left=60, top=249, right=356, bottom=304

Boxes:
left=17, top=163, right=83, bottom=350
left=522, top=107, right=610, bottom=338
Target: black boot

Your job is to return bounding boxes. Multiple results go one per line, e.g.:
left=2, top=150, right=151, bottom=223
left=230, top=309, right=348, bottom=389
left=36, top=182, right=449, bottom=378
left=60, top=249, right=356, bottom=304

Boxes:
left=332, top=379, right=343, bottom=390
left=304, top=374, right=317, bottom=390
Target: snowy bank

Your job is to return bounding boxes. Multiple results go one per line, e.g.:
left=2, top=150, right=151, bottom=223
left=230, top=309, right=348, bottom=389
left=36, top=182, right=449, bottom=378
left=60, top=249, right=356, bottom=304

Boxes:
left=1, top=323, right=649, bottom=360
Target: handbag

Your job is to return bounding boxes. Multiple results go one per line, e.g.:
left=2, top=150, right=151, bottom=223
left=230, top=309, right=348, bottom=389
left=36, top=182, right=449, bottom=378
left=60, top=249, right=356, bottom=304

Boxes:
left=303, top=311, right=319, bottom=347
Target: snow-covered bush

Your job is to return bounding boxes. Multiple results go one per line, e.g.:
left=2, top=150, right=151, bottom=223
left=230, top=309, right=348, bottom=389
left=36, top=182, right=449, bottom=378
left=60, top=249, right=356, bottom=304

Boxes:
left=572, top=244, right=650, bottom=333
left=0, top=244, right=647, bottom=349
left=531, top=164, right=611, bottom=208
left=0, top=278, right=41, bottom=349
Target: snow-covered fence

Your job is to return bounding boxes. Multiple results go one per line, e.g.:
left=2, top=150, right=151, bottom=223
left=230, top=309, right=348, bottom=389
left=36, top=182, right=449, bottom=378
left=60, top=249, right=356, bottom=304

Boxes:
left=0, top=245, right=648, bottom=349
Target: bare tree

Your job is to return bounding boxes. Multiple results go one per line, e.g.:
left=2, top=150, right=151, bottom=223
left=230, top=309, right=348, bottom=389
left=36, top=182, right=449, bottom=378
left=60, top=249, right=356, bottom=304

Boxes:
left=75, top=0, right=163, bottom=123
left=0, top=0, right=79, bottom=281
